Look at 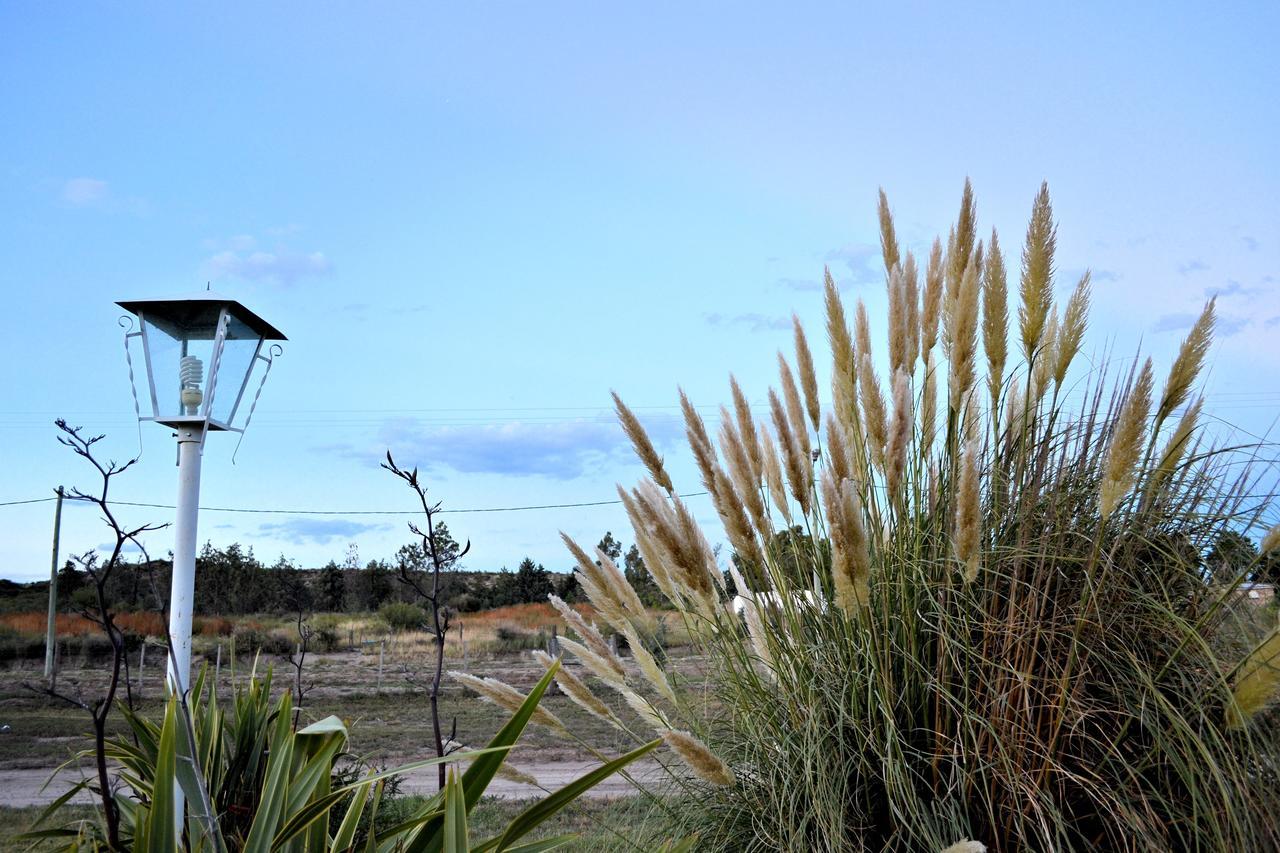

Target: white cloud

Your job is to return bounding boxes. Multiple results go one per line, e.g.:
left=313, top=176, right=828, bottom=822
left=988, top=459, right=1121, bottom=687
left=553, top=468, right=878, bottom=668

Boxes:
left=62, top=177, right=108, bottom=206
left=256, top=518, right=392, bottom=545
left=206, top=248, right=332, bottom=285
left=703, top=312, right=791, bottom=332
left=327, top=416, right=682, bottom=480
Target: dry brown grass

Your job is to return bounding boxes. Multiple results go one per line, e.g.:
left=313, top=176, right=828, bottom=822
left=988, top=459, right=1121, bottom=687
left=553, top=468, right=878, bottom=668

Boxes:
left=1, top=611, right=175, bottom=638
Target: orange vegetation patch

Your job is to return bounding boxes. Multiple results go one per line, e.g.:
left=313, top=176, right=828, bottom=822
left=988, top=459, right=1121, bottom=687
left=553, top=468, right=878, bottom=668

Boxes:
left=1, top=610, right=171, bottom=638
left=457, top=601, right=597, bottom=631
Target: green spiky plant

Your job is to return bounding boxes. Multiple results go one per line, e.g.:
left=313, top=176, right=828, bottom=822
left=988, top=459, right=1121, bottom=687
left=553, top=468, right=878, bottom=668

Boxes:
left=23, top=660, right=659, bottom=852
left=523, top=182, right=1280, bottom=850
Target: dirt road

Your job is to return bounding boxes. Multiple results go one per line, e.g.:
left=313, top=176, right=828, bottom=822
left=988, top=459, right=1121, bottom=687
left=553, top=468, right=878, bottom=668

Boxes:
left=0, top=759, right=664, bottom=808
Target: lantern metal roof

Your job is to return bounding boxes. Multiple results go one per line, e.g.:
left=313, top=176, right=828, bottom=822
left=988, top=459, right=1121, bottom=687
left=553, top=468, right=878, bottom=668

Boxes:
left=115, top=290, right=287, bottom=341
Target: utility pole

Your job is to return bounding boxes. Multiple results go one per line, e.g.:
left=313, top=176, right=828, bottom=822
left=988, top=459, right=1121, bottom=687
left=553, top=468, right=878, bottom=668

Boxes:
left=44, top=486, right=65, bottom=683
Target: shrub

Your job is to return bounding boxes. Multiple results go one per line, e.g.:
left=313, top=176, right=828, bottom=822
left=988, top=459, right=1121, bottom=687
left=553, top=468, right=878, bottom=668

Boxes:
left=231, top=623, right=292, bottom=656
left=378, top=601, right=427, bottom=632
left=493, top=625, right=547, bottom=653
left=541, top=183, right=1280, bottom=850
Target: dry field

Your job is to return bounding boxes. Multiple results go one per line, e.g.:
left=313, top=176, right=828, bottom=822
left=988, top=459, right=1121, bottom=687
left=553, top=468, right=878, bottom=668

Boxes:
left=0, top=603, right=704, bottom=812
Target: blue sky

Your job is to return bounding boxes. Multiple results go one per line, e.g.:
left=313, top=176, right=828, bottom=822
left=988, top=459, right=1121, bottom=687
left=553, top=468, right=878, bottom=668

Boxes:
left=2, top=2, right=1278, bottom=581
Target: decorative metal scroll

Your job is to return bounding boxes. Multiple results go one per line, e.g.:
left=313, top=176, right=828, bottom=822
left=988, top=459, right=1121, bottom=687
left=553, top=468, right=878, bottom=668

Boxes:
left=232, top=343, right=282, bottom=464
left=119, top=316, right=144, bottom=458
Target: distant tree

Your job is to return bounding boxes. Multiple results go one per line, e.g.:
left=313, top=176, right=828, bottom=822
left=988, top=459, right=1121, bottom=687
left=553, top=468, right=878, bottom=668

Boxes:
left=56, top=558, right=83, bottom=608
left=195, top=542, right=264, bottom=614
left=553, top=571, right=581, bottom=602
left=271, top=554, right=312, bottom=615
left=597, top=531, right=623, bottom=564
left=395, top=522, right=463, bottom=602
left=1205, top=531, right=1257, bottom=583
left=318, top=560, right=346, bottom=612
left=514, top=557, right=553, bottom=603
left=492, top=558, right=553, bottom=606
left=364, top=558, right=393, bottom=609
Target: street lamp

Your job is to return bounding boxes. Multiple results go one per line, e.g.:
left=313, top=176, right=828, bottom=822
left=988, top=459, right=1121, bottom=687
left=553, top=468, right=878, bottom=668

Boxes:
left=116, top=291, right=286, bottom=697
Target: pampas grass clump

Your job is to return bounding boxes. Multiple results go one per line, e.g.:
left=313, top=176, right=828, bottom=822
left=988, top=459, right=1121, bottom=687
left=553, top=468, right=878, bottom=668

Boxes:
left=526, top=181, right=1280, bottom=851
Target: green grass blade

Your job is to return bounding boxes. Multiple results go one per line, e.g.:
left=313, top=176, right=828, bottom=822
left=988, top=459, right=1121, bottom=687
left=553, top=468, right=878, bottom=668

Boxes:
left=142, top=695, right=179, bottom=853
left=442, top=769, right=468, bottom=853
left=242, top=692, right=297, bottom=853
left=329, top=778, right=372, bottom=853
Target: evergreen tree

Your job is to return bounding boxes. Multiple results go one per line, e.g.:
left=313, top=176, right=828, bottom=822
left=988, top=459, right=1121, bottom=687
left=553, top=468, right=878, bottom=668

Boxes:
left=318, top=560, right=347, bottom=612
left=597, top=531, right=623, bottom=563
left=365, top=558, right=393, bottom=609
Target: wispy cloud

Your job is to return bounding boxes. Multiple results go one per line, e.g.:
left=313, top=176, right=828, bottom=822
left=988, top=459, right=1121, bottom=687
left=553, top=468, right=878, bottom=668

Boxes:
left=205, top=247, right=332, bottom=285
left=825, top=243, right=881, bottom=284
left=1205, top=280, right=1265, bottom=299
left=775, top=275, right=858, bottom=292
left=1154, top=311, right=1248, bottom=337
left=1091, top=269, right=1120, bottom=283
left=1217, top=316, right=1249, bottom=337
left=1177, top=259, right=1209, bottom=275
left=703, top=312, right=791, bottom=332
left=256, top=518, right=392, bottom=545
left=339, top=417, right=679, bottom=480
left=62, top=177, right=108, bottom=206
left=1242, top=235, right=1259, bottom=251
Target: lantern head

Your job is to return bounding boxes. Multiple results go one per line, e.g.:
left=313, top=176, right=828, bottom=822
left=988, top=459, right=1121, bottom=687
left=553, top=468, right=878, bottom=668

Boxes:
left=117, top=292, right=286, bottom=432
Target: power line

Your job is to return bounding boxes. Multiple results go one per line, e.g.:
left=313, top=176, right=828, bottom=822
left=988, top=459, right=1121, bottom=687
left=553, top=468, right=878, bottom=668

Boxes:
left=0, top=492, right=710, bottom=515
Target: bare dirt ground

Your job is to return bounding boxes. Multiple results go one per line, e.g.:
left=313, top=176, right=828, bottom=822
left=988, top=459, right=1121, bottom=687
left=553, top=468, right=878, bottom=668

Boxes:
left=0, top=645, right=699, bottom=807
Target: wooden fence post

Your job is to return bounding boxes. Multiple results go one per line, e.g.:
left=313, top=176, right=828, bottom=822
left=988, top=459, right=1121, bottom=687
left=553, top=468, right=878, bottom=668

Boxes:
left=378, top=639, right=385, bottom=694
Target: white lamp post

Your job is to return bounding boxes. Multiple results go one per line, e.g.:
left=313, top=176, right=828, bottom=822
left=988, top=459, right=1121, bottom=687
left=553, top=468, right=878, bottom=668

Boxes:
left=117, top=292, right=286, bottom=694
left=117, top=292, right=285, bottom=834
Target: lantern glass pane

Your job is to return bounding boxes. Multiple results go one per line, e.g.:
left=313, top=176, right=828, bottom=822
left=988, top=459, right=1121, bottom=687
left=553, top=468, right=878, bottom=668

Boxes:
left=209, top=315, right=263, bottom=425
left=141, top=312, right=220, bottom=421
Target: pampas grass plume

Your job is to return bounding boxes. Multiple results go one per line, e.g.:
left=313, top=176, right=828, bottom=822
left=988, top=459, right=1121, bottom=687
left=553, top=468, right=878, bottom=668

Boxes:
left=982, top=227, right=1008, bottom=409
left=793, top=316, right=821, bottom=431
left=1263, top=523, right=1280, bottom=556
left=449, top=671, right=566, bottom=731
left=954, top=439, right=982, bottom=582
left=886, top=367, right=913, bottom=497
left=770, top=388, right=813, bottom=515
left=1227, top=630, right=1280, bottom=729
left=730, top=375, right=763, bottom=479
left=778, top=352, right=812, bottom=464
left=662, top=729, right=736, bottom=786
left=531, top=649, right=621, bottom=729
left=613, top=391, right=673, bottom=494
left=878, top=186, right=900, bottom=275
left=940, top=841, right=986, bottom=853
left=1100, top=358, right=1155, bottom=519
left=1019, top=182, right=1057, bottom=360
left=1158, top=298, right=1215, bottom=427
left=1055, top=271, right=1091, bottom=385
left=922, top=237, right=945, bottom=357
